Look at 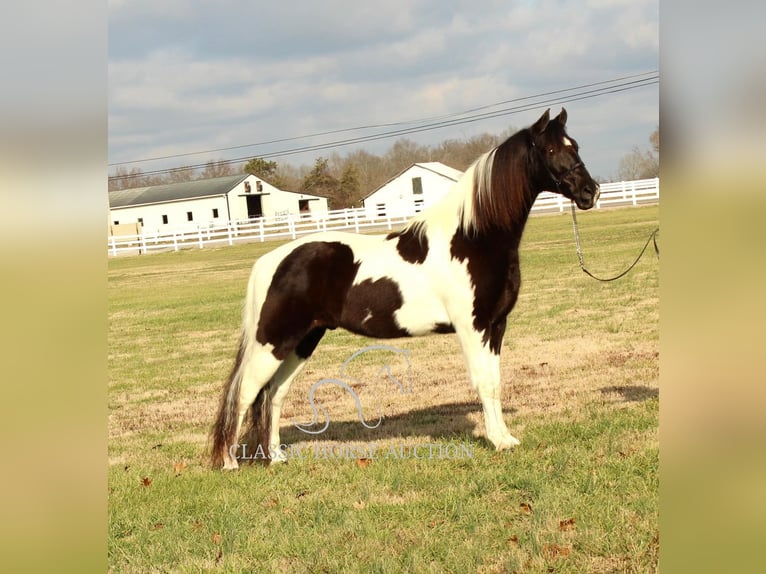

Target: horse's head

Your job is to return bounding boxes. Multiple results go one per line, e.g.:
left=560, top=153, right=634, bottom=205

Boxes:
left=529, top=108, right=600, bottom=210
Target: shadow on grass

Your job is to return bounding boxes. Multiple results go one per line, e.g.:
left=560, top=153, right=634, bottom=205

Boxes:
left=600, top=385, right=658, bottom=402
left=278, top=401, right=515, bottom=447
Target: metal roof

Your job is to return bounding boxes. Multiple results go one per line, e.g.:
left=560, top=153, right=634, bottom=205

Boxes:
left=415, top=162, right=464, bottom=182
left=109, top=174, right=249, bottom=209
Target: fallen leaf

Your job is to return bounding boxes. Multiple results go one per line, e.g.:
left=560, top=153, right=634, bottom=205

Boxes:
left=212, top=533, right=222, bottom=545
left=559, top=517, right=576, bottom=531
left=295, top=490, right=308, bottom=499
left=173, top=462, right=187, bottom=475
left=214, top=548, right=223, bottom=564
left=353, top=500, right=366, bottom=510
left=543, top=543, right=571, bottom=559
left=519, top=502, right=533, bottom=514
left=151, top=522, right=164, bottom=530
left=356, top=458, right=372, bottom=468
left=141, top=477, right=152, bottom=487
left=508, top=535, right=520, bottom=547
left=151, top=443, right=163, bottom=450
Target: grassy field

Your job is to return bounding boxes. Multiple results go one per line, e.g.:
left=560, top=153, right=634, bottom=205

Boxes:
left=108, top=205, right=659, bottom=573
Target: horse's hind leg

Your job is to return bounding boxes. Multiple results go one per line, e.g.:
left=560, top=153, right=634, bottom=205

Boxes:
left=267, top=327, right=326, bottom=463
left=217, top=345, right=282, bottom=470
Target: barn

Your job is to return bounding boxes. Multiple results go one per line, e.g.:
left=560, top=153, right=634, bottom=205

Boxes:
left=108, top=174, right=328, bottom=235
left=362, top=162, right=463, bottom=219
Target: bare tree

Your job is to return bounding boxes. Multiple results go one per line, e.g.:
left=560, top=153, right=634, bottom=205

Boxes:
left=166, top=166, right=197, bottom=184
left=199, top=159, right=234, bottom=179
left=108, top=166, right=149, bottom=191
left=617, top=128, right=659, bottom=180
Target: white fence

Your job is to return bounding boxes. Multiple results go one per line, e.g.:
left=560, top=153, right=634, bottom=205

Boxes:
left=108, top=178, right=659, bottom=256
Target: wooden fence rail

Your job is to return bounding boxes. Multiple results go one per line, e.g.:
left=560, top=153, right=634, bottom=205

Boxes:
left=108, top=178, right=659, bottom=256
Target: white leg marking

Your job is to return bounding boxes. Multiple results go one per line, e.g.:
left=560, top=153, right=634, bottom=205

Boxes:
left=268, top=353, right=309, bottom=464
left=456, top=327, right=520, bottom=450
left=223, top=348, right=282, bottom=470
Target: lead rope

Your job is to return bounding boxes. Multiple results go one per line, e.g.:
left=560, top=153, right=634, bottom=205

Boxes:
left=570, top=202, right=659, bottom=282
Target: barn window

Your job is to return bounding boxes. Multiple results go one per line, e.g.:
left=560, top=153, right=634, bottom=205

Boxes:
left=113, top=220, right=119, bottom=225
left=137, top=218, right=143, bottom=225
left=212, top=208, right=219, bottom=218
left=244, top=181, right=251, bottom=193
left=412, top=177, right=423, bottom=195
left=256, top=181, right=263, bottom=192
left=162, top=215, right=168, bottom=224
left=377, top=203, right=386, bottom=217
left=187, top=212, right=193, bottom=222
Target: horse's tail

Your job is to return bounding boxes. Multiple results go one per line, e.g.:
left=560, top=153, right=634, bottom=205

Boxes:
left=246, top=377, right=273, bottom=465
left=210, top=265, right=273, bottom=467
left=210, top=332, right=248, bottom=468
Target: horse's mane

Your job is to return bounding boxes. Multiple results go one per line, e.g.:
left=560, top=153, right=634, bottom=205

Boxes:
left=404, top=129, right=534, bottom=238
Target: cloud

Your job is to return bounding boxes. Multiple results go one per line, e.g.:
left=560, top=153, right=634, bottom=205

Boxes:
left=108, top=0, right=659, bottom=179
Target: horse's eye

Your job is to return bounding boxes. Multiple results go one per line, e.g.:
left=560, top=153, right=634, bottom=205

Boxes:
left=547, top=147, right=555, bottom=155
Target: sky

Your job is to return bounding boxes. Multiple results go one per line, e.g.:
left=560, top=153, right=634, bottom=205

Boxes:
left=108, top=0, right=658, bottom=182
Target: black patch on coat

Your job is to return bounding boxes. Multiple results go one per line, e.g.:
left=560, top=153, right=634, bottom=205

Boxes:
left=256, top=241, right=360, bottom=359
left=386, top=224, right=429, bottom=264
left=432, top=322, right=456, bottom=334
left=340, top=278, right=411, bottom=338
left=450, top=230, right=522, bottom=354
left=295, top=327, right=327, bottom=359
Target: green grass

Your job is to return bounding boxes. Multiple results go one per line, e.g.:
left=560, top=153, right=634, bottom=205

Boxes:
left=108, top=205, right=658, bottom=573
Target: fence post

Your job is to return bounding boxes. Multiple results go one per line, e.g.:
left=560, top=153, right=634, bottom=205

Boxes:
left=110, top=235, right=117, bottom=257
left=353, top=209, right=360, bottom=233
left=288, top=214, right=296, bottom=239
left=386, top=212, right=392, bottom=230
left=654, top=177, right=660, bottom=199
left=172, top=230, right=178, bottom=252
left=140, top=232, right=147, bottom=255
left=558, top=195, right=564, bottom=212
left=259, top=218, right=265, bottom=242
left=632, top=181, right=638, bottom=206
left=197, top=226, right=204, bottom=249
left=227, top=221, right=233, bottom=246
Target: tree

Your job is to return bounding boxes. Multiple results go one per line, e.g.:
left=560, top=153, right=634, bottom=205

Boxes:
left=244, top=157, right=278, bottom=181
left=200, top=159, right=234, bottom=179
left=166, top=165, right=196, bottom=184
left=617, top=128, right=659, bottom=180
left=108, top=166, right=148, bottom=191
left=338, top=163, right=361, bottom=208
left=301, top=157, right=340, bottom=206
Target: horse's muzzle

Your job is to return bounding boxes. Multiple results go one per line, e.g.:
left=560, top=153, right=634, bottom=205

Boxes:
left=574, top=184, right=600, bottom=210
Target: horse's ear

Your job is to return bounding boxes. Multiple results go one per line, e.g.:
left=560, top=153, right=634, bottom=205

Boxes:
left=554, top=108, right=568, bottom=127
left=530, top=109, right=550, bottom=135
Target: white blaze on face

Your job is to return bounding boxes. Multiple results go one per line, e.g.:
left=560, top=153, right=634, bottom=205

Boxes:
left=562, top=136, right=573, bottom=147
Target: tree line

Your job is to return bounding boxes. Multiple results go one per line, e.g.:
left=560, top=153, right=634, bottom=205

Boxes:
left=109, top=128, right=658, bottom=210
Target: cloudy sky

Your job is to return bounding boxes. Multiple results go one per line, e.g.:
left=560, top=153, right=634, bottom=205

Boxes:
left=108, top=0, right=658, bottom=181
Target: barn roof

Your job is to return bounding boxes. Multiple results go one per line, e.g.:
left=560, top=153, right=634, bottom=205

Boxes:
left=109, top=174, right=249, bottom=208
left=362, top=162, right=463, bottom=200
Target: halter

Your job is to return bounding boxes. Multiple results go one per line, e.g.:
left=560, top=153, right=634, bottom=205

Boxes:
left=531, top=140, right=583, bottom=192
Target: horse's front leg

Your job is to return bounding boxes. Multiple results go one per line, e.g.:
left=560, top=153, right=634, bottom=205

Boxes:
left=456, top=324, right=520, bottom=450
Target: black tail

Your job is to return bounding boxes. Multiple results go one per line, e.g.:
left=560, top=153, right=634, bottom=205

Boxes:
left=243, top=381, right=274, bottom=466
left=210, top=335, right=247, bottom=468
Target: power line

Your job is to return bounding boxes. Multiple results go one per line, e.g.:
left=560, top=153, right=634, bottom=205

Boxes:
left=110, top=71, right=656, bottom=167
left=109, top=72, right=657, bottom=180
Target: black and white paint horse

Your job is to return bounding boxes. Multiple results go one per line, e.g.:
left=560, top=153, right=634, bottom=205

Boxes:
left=211, top=108, right=600, bottom=468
